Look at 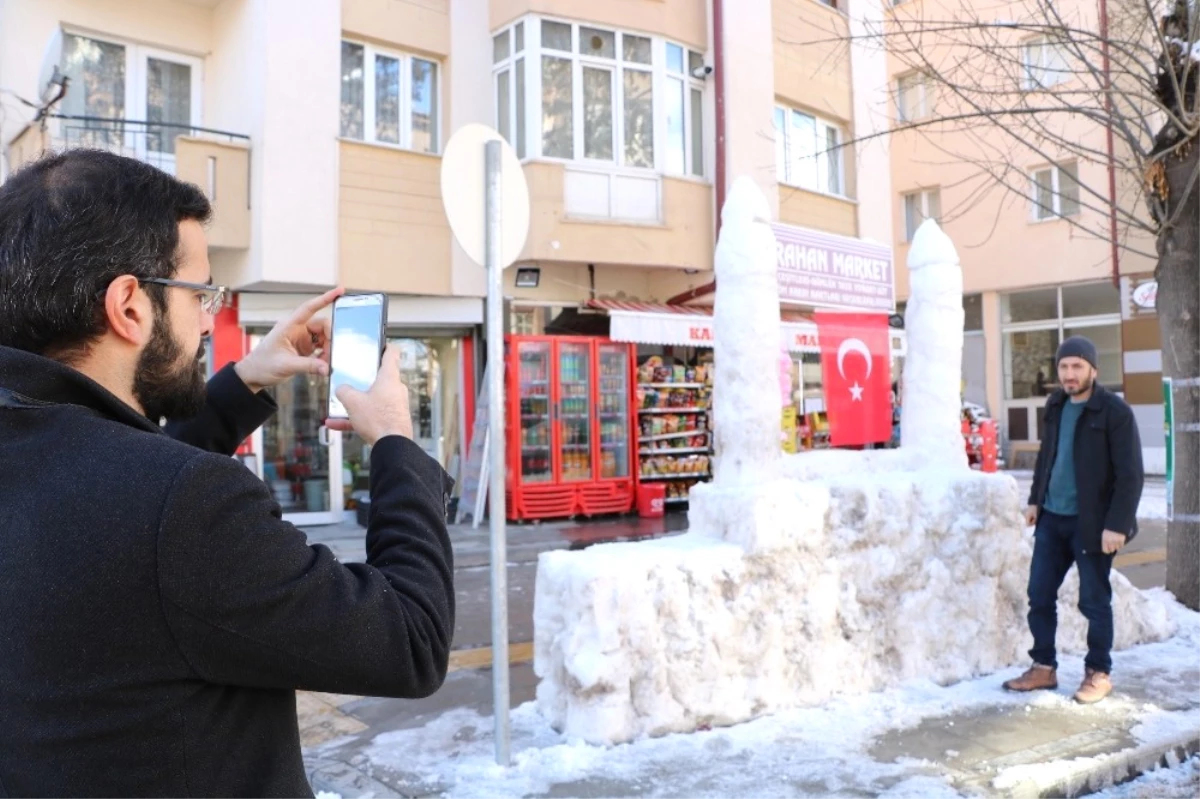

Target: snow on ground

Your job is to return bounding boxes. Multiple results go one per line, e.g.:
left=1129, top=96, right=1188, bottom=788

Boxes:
left=1009, top=470, right=1168, bottom=521
left=347, top=591, right=1200, bottom=799
left=1089, top=755, right=1200, bottom=799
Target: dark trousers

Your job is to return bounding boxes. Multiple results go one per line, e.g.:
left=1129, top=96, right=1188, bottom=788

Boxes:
left=1027, top=509, right=1116, bottom=673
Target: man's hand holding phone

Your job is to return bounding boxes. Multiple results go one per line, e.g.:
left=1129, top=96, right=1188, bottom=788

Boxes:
left=326, top=344, right=413, bottom=444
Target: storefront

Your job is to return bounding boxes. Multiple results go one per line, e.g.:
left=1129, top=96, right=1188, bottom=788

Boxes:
left=214, top=293, right=482, bottom=525
left=999, top=281, right=1123, bottom=451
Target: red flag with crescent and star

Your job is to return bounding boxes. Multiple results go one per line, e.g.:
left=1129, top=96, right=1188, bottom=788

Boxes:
left=815, top=311, right=893, bottom=447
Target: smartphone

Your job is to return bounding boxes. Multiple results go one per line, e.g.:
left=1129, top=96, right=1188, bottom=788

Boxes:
left=327, top=293, right=388, bottom=420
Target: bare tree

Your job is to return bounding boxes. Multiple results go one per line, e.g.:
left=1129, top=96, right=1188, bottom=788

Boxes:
left=808, top=0, right=1198, bottom=606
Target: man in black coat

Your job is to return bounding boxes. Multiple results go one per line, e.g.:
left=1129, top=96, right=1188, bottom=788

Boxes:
left=1003, top=336, right=1143, bottom=704
left=0, top=150, right=455, bottom=796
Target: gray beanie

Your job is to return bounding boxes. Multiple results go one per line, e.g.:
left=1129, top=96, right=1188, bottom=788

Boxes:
left=1056, top=335, right=1098, bottom=369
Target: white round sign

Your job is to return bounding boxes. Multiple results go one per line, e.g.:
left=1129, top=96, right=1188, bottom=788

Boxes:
left=1131, top=280, right=1157, bottom=310
left=440, top=124, right=530, bottom=269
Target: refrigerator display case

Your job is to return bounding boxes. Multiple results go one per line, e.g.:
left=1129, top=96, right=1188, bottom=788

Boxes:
left=505, top=336, right=636, bottom=521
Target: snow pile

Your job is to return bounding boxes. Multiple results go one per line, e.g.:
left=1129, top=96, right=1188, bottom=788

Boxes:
left=354, top=594, right=1199, bottom=799
left=534, top=471, right=1173, bottom=744
left=532, top=191, right=1175, bottom=746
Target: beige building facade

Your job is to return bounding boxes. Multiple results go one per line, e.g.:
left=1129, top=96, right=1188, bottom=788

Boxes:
left=3, top=0, right=897, bottom=521
left=886, top=0, right=1165, bottom=471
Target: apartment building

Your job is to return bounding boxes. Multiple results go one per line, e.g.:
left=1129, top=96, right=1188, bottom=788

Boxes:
left=886, top=0, right=1166, bottom=471
left=2, top=0, right=897, bottom=523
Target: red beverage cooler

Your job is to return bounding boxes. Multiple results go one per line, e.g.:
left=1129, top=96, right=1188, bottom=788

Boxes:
left=505, top=335, right=636, bottom=521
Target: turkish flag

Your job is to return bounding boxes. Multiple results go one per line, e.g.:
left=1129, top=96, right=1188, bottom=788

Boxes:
left=815, top=312, right=893, bottom=447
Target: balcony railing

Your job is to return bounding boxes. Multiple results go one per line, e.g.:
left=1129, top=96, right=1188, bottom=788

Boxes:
left=6, top=114, right=252, bottom=249
left=44, top=114, right=250, bottom=177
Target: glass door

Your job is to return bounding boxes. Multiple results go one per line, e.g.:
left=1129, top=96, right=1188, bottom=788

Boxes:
left=597, top=343, right=631, bottom=479
left=138, top=48, right=202, bottom=174
left=248, top=334, right=344, bottom=525
left=516, top=340, right=553, bottom=484
left=557, top=340, right=593, bottom=482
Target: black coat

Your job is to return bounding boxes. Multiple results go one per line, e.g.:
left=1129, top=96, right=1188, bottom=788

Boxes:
left=0, top=346, right=455, bottom=798
left=1027, top=383, right=1144, bottom=554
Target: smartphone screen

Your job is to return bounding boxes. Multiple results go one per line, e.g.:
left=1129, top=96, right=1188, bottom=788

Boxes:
left=328, top=294, right=386, bottom=419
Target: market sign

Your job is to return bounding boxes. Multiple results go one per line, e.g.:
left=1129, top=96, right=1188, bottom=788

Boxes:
left=773, top=223, right=896, bottom=313
left=606, top=309, right=901, bottom=355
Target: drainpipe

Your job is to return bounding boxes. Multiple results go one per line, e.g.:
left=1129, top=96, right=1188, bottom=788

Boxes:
left=1099, top=0, right=1120, bottom=287
left=666, top=0, right=723, bottom=306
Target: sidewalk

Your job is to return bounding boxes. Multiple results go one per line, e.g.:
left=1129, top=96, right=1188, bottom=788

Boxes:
left=303, top=592, right=1200, bottom=799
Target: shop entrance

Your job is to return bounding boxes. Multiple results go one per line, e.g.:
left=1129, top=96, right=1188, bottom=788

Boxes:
left=247, top=334, right=345, bottom=525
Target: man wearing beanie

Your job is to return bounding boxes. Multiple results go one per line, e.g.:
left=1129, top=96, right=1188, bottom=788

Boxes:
left=1004, top=335, right=1144, bottom=703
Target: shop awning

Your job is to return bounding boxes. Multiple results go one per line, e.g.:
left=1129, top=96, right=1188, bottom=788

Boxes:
left=586, top=300, right=906, bottom=356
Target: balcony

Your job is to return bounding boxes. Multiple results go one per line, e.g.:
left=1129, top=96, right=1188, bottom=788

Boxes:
left=6, top=115, right=251, bottom=250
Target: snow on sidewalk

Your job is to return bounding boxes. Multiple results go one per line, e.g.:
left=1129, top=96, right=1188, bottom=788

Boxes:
left=314, top=590, right=1200, bottom=799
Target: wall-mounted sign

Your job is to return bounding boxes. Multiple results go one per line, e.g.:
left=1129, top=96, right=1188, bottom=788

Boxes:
left=1132, top=280, right=1158, bottom=310
left=774, top=223, right=896, bottom=313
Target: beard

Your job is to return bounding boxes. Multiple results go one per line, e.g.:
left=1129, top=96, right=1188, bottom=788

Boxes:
left=1064, top=373, right=1095, bottom=397
left=133, top=313, right=207, bottom=422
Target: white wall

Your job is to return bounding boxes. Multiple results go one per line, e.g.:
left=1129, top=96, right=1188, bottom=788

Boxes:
left=447, top=0, right=490, bottom=298
left=721, top=0, right=777, bottom=218
left=252, top=0, right=339, bottom=288
left=848, top=0, right=893, bottom=248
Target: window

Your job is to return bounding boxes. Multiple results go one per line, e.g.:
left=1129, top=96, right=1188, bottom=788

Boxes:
left=341, top=41, right=440, bottom=153
left=59, top=32, right=201, bottom=163
left=902, top=188, right=941, bottom=240
left=1001, top=282, right=1123, bottom=400
left=896, top=72, right=931, bottom=122
left=1031, top=162, right=1080, bottom=220
left=492, top=18, right=703, bottom=176
left=774, top=105, right=845, bottom=196
left=1022, top=37, right=1069, bottom=89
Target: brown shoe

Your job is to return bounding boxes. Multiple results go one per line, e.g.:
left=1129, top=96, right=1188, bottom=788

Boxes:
left=1003, top=663, right=1058, bottom=692
left=1073, top=668, right=1113, bottom=704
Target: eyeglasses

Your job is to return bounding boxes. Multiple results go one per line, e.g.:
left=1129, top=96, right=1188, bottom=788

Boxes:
left=139, top=278, right=229, bottom=315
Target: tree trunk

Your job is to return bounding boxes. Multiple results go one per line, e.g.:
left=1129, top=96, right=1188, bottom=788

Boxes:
left=1156, top=140, right=1200, bottom=611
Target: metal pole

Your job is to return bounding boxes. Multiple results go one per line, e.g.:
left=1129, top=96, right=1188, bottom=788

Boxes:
left=484, top=139, right=511, bottom=766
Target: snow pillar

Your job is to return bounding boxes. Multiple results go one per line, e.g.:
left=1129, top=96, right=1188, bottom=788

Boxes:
left=711, top=176, right=782, bottom=485
left=687, top=177, right=824, bottom=551
left=901, top=219, right=969, bottom=470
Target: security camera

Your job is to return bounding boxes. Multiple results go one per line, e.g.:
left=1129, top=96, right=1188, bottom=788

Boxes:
left=691, top=65, right=713, bottom=79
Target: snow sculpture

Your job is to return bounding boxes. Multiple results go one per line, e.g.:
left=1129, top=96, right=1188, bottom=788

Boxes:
left=901, top=219, right=968, bottom=467
left=532, top=184, right=1175, bottom=747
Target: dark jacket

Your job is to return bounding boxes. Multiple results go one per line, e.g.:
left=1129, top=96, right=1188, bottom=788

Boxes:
left=1027, top=383, right=1144, bottom=553
left=0, top=345, right=455, bottom=798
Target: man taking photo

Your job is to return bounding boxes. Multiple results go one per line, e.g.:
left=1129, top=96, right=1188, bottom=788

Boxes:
left=0, top=149, right=454, bottom=796
left=1003, top=335, right=1143, bottom=704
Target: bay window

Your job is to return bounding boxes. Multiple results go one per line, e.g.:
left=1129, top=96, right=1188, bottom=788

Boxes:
left=493, top=17, right=704, bottom=177
left=340, top=41, right=440, bottom=153
left=774, top=105, right=845, bottom=197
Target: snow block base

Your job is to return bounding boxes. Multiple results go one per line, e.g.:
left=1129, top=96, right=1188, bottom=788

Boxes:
left=532, top=470, right=1174, bottom=745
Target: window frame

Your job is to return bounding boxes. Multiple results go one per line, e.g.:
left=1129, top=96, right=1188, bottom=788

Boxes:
left=492, top=15, right=706, bottom=179
left=902, top=187, right=941, bottom=241
left=774, top=103, right=847, bottom=198
left=1029, top=161, right=1081, bottom=221
left=896, top=71, right=930, bottom=122
left=1021, top=36, right=1070, bottom=90
left=1000, top=281, right=1123, bottom=400
left=59, top=28, right=204, bottom=128
left=340, top=39, right=442, bottom=154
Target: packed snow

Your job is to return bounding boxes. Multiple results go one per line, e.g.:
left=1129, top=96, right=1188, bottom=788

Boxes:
left=341, top=592, right=1200, bottom=799
left=532, top=209, right=1175, bottom=745
left=1088, top=755, right=1200, bottom=799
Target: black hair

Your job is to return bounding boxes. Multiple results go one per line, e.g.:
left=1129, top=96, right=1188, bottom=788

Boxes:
left=0, top=148, right=212, bottom=361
